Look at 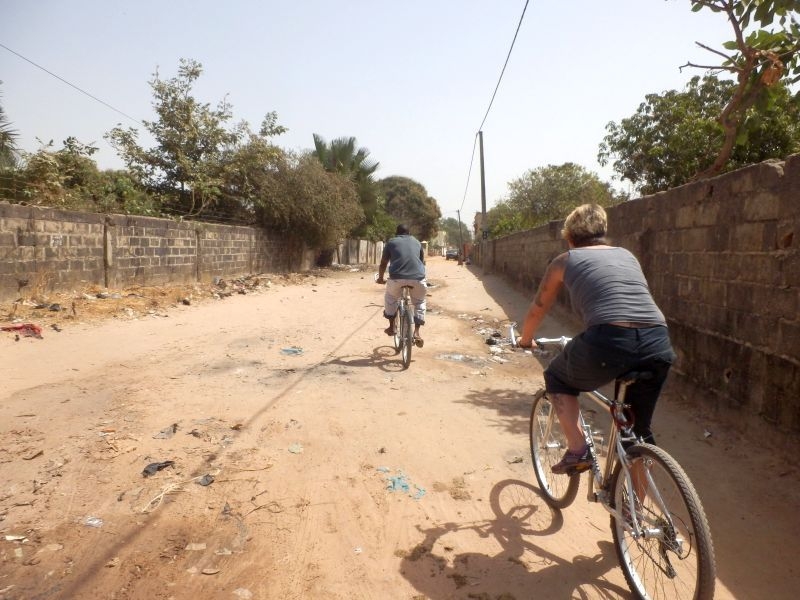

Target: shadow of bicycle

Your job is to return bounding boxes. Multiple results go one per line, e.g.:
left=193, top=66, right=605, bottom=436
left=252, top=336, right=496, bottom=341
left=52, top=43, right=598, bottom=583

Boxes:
left=323, top=345, right=409, bottom=373
left=399, top=478, right=631, bottom=599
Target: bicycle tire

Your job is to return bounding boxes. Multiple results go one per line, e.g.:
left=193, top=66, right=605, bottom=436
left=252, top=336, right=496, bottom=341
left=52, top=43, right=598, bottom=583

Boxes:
left=529, top=389, right=580, bottom=508
left=392, top=310, right=401, bottom=352
left=610, top=443, right=716, bottom=600
left=401, top=304, right=413, bottom=368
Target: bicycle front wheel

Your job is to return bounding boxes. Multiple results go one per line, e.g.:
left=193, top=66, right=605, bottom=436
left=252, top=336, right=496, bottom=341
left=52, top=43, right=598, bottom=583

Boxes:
left=529, top=389, right=580, bottom=508
left=610, top=443, right=716, bottom=600
left=400, top=304, right=413, bottom=369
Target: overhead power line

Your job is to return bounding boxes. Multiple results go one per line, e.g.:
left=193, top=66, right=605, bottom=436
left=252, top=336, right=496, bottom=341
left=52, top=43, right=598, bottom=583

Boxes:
left=477, top=0, right=530, bottom=132
left=0, top=42, right=142, bottom=126
left=459, top=0, right=531, bottom=214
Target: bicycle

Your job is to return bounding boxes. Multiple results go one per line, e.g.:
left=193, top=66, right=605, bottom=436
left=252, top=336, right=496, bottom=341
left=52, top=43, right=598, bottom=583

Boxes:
left=375, top=274, right=415, bottom=369
left=510, top=329, right=716, bottom=600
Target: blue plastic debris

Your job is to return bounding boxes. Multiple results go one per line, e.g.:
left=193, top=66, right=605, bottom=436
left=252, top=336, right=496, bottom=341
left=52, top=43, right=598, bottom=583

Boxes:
left=387, top=473, right=410, bottom=493
left=381, top=469, right=425, bottom=500
left=281, top=347, right=303, bottom=356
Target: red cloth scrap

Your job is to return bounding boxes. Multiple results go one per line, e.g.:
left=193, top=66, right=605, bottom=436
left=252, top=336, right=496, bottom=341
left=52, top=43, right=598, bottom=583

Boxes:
left=1, top=323, right=43, bottom=338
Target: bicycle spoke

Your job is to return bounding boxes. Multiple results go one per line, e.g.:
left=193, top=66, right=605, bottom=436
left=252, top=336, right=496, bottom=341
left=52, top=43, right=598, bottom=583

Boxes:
left=611, top=445, right=715, bottom=600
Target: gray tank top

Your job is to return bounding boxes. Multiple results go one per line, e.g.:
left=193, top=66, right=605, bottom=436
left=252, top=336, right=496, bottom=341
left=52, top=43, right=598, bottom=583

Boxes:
left=564, top=247, right=666, bottom=328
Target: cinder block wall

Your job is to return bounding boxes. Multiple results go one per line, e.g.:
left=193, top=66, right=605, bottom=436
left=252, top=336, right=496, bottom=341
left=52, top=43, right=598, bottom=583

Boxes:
left=0, top=206, right=313, bottom=299
left=480, top=155, right=800, bottom=445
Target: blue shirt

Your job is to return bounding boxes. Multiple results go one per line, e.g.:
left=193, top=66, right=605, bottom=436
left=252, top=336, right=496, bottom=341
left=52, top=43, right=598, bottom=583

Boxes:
left=382, top=235, right=426, bottom=280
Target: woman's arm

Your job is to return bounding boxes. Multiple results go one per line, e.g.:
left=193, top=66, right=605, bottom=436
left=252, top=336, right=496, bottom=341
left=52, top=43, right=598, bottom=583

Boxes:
left=518, top=253, right=567, bottom=346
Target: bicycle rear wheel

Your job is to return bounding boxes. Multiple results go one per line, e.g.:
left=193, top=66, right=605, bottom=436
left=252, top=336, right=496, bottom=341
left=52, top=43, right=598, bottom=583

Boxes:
left=392, top=310, right=401, bottom=352
left=529, top=389, right=580, bottom=508
left=400, top=304, right=413, bottom=368
left=610, top=443, right=715, bottom=600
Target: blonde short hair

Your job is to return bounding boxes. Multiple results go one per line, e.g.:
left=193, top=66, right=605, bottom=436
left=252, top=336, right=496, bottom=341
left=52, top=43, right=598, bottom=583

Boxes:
left=562, top=204, right=608, bottom=246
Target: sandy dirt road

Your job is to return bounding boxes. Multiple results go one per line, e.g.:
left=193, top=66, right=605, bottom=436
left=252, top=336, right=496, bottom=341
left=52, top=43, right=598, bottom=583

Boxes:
left=1, top=257, right=798, bottom=599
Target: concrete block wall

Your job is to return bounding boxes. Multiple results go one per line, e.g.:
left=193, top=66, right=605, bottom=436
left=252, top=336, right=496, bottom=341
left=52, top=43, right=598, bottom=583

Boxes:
left=0, top=205, right=311, bottom=300
left=0, top=203, right=107, bottom=295
left=478, top=154, right=800, bottom=445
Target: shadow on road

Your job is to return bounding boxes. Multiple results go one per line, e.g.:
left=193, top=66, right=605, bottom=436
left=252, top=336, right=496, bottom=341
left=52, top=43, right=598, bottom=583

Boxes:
left=399, top=478, right=630, bottom=599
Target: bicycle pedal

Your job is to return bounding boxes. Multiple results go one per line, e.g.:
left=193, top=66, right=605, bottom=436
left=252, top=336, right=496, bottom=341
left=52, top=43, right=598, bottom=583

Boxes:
left=566, top=463, right=592, bottom=476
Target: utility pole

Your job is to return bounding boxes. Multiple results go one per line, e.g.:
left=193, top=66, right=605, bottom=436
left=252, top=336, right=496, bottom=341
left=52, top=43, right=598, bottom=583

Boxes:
left=478, top=130, right=487, bottom=241
left=456, top=209, right=465, bottom=265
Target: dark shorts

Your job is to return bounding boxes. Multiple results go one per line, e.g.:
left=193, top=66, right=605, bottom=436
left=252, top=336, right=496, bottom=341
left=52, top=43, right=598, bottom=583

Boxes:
left=544, top=324, right=676, bottom=444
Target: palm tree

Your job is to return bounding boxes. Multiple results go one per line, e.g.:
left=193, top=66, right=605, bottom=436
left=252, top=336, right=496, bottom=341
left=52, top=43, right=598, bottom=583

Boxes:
left=312, top=134, right=380, bottom=233
left=0, top=90, right=19, bottom=170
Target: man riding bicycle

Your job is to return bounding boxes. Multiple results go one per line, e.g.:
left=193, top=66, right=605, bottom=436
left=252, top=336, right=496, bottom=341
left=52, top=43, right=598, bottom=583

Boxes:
left=376, top=224, right=427, bottom=348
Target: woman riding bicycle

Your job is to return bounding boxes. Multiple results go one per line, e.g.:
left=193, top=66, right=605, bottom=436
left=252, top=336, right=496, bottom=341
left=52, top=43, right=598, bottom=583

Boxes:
left=517, top=203, right=676, bottom=474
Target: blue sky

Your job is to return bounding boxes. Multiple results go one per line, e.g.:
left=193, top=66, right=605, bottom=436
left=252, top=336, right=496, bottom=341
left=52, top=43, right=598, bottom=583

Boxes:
left=2, top=1, right=735, bottom=221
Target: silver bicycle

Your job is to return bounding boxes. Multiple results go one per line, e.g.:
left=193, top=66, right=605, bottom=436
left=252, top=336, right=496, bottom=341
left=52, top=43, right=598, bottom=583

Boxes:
left=376, top=274, right=415, bottom=369
left=513, top=331, right=716, bottom=600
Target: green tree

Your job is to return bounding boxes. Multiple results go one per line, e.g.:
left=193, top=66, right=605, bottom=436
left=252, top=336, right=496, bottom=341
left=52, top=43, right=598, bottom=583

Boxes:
left=685, top=0, right=800, bottom=179
left=311, top=134, right=379, bottom=238
left=488, top=163, right=625, bottom=236
left=598, top=75, right=800, bottom=194
left=0, top=87, right=18, bottom=170
left=438, top=217, right=473, bottom=248
left=17, top=137, right=103, bottom=210
left=377, top=176, right=441, bottom=241
left=251, top=152, right=364, bottom=250
left=106, top=58, right=286, bottom=218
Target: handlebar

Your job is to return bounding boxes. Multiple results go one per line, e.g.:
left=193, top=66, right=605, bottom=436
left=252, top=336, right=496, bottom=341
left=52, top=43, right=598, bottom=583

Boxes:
left=507, top=324, right=571, bottom=350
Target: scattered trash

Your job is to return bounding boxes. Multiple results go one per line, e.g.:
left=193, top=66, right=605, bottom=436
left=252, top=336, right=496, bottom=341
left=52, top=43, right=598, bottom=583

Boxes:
left=186, top=542, right=207, bottom=551
left=196, top=474, right=215, bottom=486
left=354, top=547, right=363, bottom=554
left=142, top=460, right=175, bottom=477
left=281, top=346, right=304, bottom=356
left=22, top=449, right=43, bottom=461
left=506, top=456, right=524, bottom=464
left=153, top=423, right=179, bottom=439
left=105, top=557, right=120, bottom=568
left=1, top=323, right=43, bottom=339
left=51, top=324, right=62, bottom=332
left=387, top=473, right=410, bottom=493
left=287, top=443, right=304, bottom=454
left=84, top=516, right=104, bottom=528
left=703, top=429, right=712, bottom=438
left=202, top=568, right=220, bottom=575
left=4, top=535, right=27, bottom=542
left=381, top=469, right=426, bottom=500
left=48, top=303, right=62, bottom=312
left=436, top=353, right=485, bottom=365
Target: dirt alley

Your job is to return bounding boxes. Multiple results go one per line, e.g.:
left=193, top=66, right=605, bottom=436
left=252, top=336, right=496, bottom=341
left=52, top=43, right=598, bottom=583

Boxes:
left=1, top=256, right=798, bottom=599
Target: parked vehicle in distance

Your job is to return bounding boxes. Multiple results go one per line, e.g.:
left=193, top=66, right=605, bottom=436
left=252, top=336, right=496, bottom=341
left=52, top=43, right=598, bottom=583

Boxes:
left=445, top=249, right=459, bottom=260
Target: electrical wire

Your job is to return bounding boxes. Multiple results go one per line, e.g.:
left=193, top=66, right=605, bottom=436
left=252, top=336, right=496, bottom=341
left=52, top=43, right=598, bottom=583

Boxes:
left=458, top=133, right=479, bottom=213
left=477, top=0, right=530, bottom=132
left=0, top=42, right=142, bottom=126
left=458, top=0, right=530, bottom=218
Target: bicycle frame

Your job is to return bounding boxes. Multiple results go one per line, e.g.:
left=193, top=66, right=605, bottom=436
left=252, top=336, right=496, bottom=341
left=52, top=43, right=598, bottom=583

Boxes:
left=531, top=335, right=680, bottom=542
